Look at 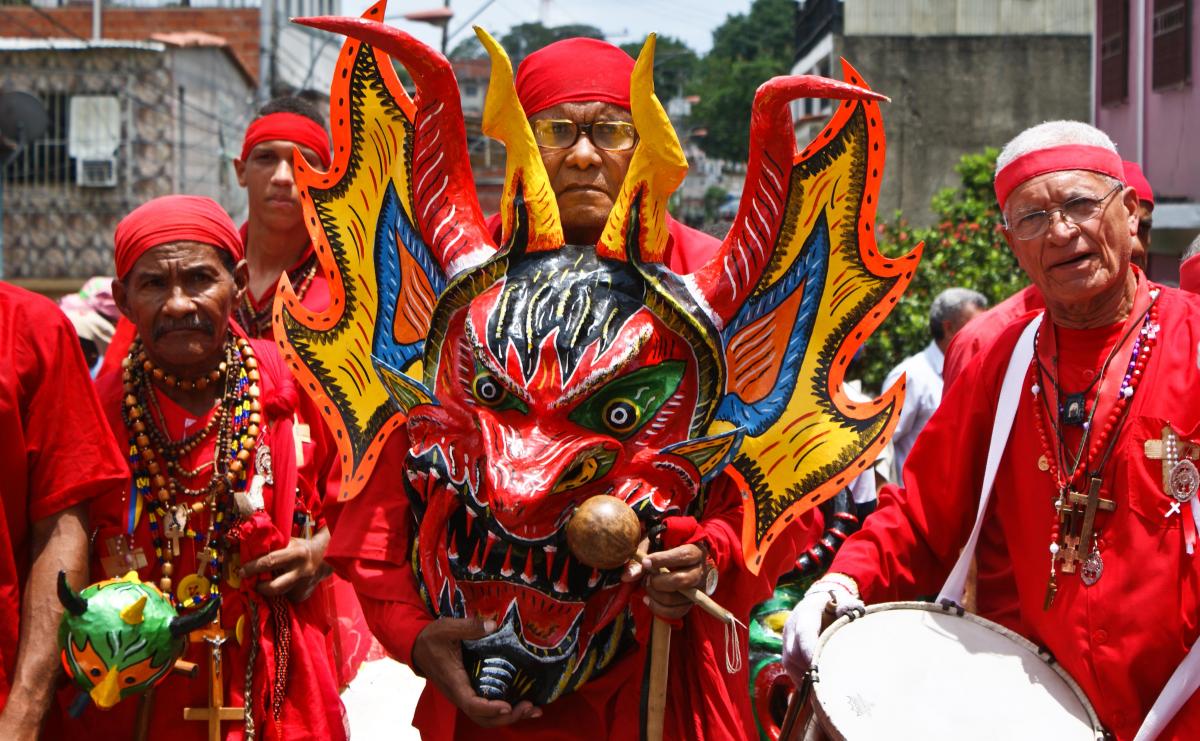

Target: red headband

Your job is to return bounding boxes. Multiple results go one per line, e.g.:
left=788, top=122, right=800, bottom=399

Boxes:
left=516, top=38, right=635, bottom=116
left=1122, top=160, right=1155, bottom=206
left=240, top=112, right=331, bottom=168
left=994, top=144, right=1125, bottom=210
left=114, top=195, right=243, bottom=279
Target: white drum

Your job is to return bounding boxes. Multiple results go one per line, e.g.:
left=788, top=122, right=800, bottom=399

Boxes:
left=801, top=602, right=1105, bottom=741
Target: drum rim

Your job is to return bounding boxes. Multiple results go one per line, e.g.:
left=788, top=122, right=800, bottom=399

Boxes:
left=808, top=601, right=1105, bottom=739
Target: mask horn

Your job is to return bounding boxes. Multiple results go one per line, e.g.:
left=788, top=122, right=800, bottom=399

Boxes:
left=476, top=26, right=564, bottom=254
left=57, top=571, right=87, bottom=617
left=596, top=33, right=688, bottom=264
left=120, top=595, right=148, bottom=625
left=169, top=595, right=221, bottom=638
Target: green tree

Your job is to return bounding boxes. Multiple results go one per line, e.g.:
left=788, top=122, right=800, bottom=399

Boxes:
left=689, top=0, right=796, bottom=162
left=448, top=22, right=605, bottom=64
left=619, top=35, right=700, bottom=100
left=861, top=148, right=1029, bottom=389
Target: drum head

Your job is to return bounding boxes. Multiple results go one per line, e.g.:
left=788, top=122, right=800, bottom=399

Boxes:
left=810, top=602, right=1102, bottom=741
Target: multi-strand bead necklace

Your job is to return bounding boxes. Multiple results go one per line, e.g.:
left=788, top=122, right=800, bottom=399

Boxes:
left=1031, top=290, right=1160, bottom=607
left=122, top=336, right=263, bottom=608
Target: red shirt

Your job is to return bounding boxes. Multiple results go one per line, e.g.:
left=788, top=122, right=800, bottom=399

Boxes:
left=329, top=427, right=817, bottom=740
left=832, top=282, right=1200, bottom=740
left=0, top=283, right=127, bottom=707
left=50, top=338, right=347, bottom=741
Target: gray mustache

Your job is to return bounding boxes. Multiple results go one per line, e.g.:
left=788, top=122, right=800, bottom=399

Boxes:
left=153, top=316, right=214, bottom=339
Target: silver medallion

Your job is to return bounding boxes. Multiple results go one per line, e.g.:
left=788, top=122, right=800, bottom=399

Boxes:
left=1168, top=458, right=1200, bottom=503
left=255, top=442, right=274, bottom=485
left=1081, top=549, right=1104, bottom=586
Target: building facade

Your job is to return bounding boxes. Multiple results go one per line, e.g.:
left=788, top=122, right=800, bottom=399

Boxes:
left=793, top=0, right=1093, bottom=225
left=0, top=38, right=254, bottom=280
left=1095, top=0, right=1198, bottom=281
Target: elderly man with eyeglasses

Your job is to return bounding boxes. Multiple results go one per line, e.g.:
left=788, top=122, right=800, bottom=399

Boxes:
left=782, top=120, right=1200, bottom=740
left=486, top=37, right=720, bottom=270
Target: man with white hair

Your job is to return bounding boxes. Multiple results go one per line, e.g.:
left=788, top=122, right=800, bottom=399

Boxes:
left=882, top=287, right=987, bottom=481
left=782, top=120, right=1200, bottom=739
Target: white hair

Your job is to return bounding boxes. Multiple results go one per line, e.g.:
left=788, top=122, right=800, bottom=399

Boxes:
left=995, top=121, right=1119, bottom=176
left=1184, top=233, right=1200, bottom=263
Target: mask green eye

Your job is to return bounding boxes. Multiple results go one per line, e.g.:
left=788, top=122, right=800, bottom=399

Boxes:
left=568, top=361, right=685, bottom=440
left=471, top=367, right=529, bottom=414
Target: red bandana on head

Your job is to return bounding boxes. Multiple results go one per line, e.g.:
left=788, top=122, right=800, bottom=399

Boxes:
left=515, top=37, right=635, bottom=116
left=994, top=144, right=1125, bottom=210
left=113, top=195, right=243, bottom=278
left=240, top=112, right=332, bottom=169
left=1122, top=160, right=1155, bottom=206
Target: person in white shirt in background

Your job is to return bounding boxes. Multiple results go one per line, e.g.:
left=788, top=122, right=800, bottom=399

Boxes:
left=883, top=287, right=987, bottom=481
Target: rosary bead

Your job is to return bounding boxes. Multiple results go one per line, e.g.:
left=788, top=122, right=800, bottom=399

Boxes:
left=161, top=562, right=174, bottom=577
left=236, top=449, right=251, bottom=462
left=159, top=577, right=172, bottom=593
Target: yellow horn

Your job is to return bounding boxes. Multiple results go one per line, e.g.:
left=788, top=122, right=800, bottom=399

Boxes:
left=121, top=570, right=141, bottom=584
left=90, top=666, right=122, bottom=709
left=476, top=26, right=564, bottom=253
left=597, top=34, right=688, bottom=263
left=120, top=595, right=148, bottom=625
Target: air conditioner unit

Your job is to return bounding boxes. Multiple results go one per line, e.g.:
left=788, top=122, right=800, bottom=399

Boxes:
left=76, top=157, right=118, bottom=188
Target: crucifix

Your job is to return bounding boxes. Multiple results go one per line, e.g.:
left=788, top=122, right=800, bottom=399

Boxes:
left=183, top=619, right=243, bottom=741
left=1067, top=477, right=1116, bottom=561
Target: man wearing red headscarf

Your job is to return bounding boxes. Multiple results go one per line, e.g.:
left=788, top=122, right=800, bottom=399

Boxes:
left=48, top=195, right=347, bottom=740
left=0, top=282, right=127, bottom=739
left=236, top=96, right=374, bottom=691
left=324, top=36, right=812, bottom=741
left=484, top=37, right=720, bottom=272
left=784, top=121, right=1200, bottom=740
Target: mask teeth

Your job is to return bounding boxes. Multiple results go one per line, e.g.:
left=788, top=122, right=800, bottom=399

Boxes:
left=543, top=545, right=556, bottom=580
left=483, top=531, right=499, bottom=563
left=521, top=549, right=536, bottom=584
left=553, top=569, right=570, bottom=594
left=500, top=545, right=515, bottom=577
left=468, top=541, right=483, bottom=575
left=588, top=568, right=601, bottom=588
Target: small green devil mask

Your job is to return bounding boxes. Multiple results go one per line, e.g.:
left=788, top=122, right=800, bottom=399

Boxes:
left=57, top=571, right=219, bottom=709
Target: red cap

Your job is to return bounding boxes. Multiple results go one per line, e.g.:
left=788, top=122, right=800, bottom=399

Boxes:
left=240, top=112, right=331, bottom=169
left=1181, top=254, right=1200, bottom=295
left=515, top=38, right=635, bottom=117
left=994, top=144, right=1125, bottom=210
left=114, top=195, right=243, bottom=279
left=1122, top=160, right=1155, bottom=206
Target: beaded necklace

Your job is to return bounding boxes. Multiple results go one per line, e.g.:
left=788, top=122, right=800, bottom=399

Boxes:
left=236, top=251, right=319, bottom=338
left=1032, top=291, right=1160, bottom=608
left=122, top=336, right=264, bottom=608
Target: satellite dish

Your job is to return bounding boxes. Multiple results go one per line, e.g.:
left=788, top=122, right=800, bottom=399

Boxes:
left=0, top=91, right=49, bottom=159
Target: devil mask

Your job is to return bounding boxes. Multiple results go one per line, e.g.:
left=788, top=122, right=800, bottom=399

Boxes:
left=276, top=1, right=915, bottom=706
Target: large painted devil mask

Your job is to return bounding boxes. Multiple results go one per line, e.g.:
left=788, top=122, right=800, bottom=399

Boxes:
left=276, top=1, right=916, bottom=706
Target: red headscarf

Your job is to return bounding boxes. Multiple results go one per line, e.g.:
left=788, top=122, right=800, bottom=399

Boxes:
left=240, top=112, right=332, bottom=169
left=515, top=37, right=635, bottom=116
left=994, top=144, right=1125, bottom=210
left=114, top=195, right=243, bottom=279
left=1122, top=160, right=1155, bottom=206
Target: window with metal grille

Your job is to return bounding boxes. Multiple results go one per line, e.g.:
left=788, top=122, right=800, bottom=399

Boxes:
left=1100, top=0, right=1130, bottom=105
left=1152, top=0, right=1191, bottom=89
left=3, top=91, right=72, bottom=186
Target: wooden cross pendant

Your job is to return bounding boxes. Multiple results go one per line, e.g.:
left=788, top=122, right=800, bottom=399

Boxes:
left=183, top=620, right=243, bottom=741
left=1067, top=477, right=1116, bottom=557
left=1144, top=425, right=1200, bottom=488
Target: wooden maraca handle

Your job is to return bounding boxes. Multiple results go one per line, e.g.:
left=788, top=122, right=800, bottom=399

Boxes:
left=633, top=549, right=737, bottom=624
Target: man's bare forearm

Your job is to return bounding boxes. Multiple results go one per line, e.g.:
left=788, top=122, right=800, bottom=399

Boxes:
left=0, top=503, right=89, bottom=736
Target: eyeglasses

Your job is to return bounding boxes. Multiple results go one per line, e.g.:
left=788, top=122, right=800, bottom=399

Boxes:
left=1006, top=183, right=1124, bottom=241
left=530, top=119, right=638, bottom=152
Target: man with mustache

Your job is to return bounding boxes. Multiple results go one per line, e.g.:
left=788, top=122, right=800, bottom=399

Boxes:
left=0, top=284, right=127, bottom=740
left=783, top=121, right=1200, bottom=739
left=50, top=195, right=346, bottom=740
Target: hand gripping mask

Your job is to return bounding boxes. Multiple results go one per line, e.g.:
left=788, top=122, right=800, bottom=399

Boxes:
left=275, top=1, right=917, bottom=706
